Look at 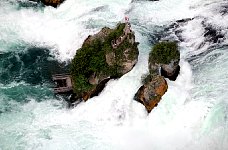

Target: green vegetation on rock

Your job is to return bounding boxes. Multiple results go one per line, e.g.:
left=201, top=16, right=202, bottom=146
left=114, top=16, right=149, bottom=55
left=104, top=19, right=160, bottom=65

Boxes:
left=149, top=41, right=179, bottom=64
left=70, top=39, right=108, bottom=93
left=70, top=23, right=138, bottom=95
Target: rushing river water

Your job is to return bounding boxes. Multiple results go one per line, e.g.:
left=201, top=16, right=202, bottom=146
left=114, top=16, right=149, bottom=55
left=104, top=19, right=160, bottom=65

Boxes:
left=0, top=0, right=227, bottom=149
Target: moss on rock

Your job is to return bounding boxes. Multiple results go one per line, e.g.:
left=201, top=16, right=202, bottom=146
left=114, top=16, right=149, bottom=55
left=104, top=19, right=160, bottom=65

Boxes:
left=149, top=41, right=179, bottom=64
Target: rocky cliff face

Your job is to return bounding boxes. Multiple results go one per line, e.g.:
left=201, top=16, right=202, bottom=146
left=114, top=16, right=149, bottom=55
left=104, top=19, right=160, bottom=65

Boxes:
left=70, top=23, right=139, bottom=102
left=135, top=41, right=180, bottom=113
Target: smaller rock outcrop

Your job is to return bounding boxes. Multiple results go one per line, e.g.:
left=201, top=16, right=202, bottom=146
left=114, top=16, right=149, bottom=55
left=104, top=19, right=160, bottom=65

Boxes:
left=135, top=41, right=180, bottom=113
left=134, top=75, right=168, bottom=113
left=40, top=0, right=64, bottom=8
left=148, top=41, right=180, bottom=79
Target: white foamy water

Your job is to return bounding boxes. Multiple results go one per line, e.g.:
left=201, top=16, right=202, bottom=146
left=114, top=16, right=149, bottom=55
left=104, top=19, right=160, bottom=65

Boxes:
left=0, top=0, right=227, bottom=150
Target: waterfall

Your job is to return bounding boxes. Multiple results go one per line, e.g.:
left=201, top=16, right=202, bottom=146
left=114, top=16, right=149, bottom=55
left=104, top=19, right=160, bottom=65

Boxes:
left=0, top=0, right=227, bottom=149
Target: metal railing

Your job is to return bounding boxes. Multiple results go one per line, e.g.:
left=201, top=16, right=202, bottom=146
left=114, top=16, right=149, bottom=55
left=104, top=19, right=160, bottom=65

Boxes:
left=53, top=86, right=73, bottom=93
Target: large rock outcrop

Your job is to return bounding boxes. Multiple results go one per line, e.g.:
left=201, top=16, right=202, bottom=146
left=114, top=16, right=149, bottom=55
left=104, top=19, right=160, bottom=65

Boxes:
left=70, top=23, right=139, bottom=102
left=135, top=41, right=180, bottom=113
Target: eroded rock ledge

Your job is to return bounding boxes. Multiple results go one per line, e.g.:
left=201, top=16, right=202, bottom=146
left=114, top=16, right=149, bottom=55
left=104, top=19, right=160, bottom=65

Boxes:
left=134, top=41, right=180, bottom=113
left=70, top=23, right=139, bottom=102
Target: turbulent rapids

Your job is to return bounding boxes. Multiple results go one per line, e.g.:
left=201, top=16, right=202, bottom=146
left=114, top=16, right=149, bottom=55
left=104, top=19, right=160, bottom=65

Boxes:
left=0, top=0, right=228, bottom=149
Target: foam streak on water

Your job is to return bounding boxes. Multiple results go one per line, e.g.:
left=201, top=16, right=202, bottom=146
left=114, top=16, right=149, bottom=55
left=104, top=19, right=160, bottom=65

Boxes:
left=0, top=0, right=227, bottom=150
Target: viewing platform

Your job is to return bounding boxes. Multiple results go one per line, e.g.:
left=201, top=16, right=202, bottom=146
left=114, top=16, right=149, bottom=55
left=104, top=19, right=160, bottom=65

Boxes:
left=52, top=74, right=73, bottom=94
left=111, top=22, right=133, bottom=49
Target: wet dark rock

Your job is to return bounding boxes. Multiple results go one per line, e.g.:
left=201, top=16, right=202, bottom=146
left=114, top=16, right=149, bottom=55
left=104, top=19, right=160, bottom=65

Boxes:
left=163, top=18, right=194, bottom=43
left=220, top=4, right=228, bottom=15
left=168, top=18, right=193, bottom=30
left=160, top=59, right=180, bottom=81
left=91, top=5, right=108, bottom=12
left=204, top=26, right=224, bottom=43
left=18, top=0, right=42, bottom=8
left=201, top=20, right=224, bottom=44
left=176, top=18, right=193, bottom=23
